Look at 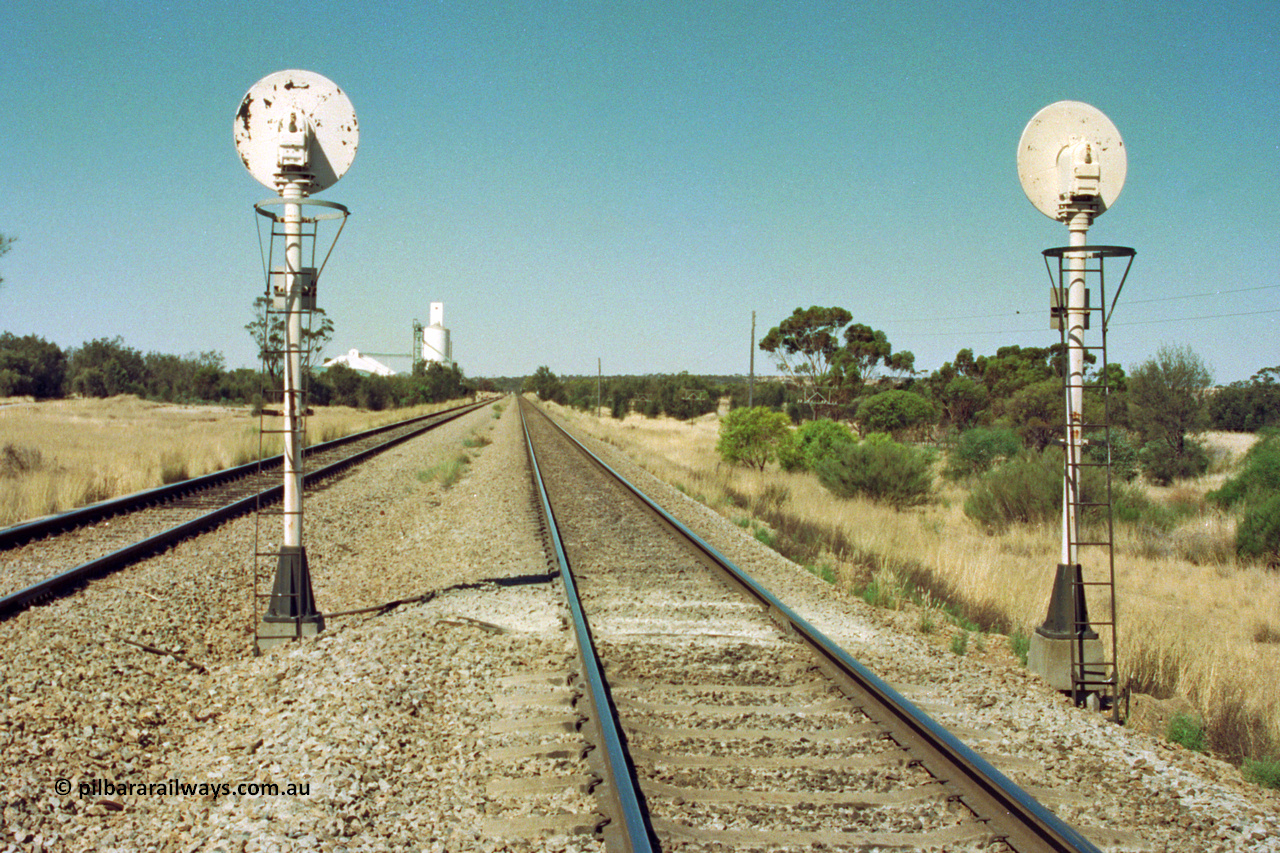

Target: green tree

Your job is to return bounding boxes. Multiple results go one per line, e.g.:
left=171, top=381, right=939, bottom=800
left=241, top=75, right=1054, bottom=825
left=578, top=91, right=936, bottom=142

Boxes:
left=759, top=306, right=852, bottom=417
left=357, top=374, right=391, bottom=411
left=919, top=345, right=1056, bottom=428
left=1004, top=378, right=1064, bottom=451
left=839, top=323, right=915, bottom=393
left=0, top=333, right=66, bottom=398
left=143, top=350, right=225, bottom=402
left=945, top=426, right=1022, bottom=479
left=524, top=366, right=566, bottom=403
left=68, top=337, right=147, bottom=398
left=421, top=362, right=469, bottom=402
left=1210, top=366, right=1280, bottom=432
left=857, top=389, right=935, bottom=440
left=760, top=307, right=912, bottom=419
left=319, top=362, right=362, bottom=407
left=244, top=294, right=334, bottom=384
left=776, top=418, right=857, bottom=472
left=716, top=406, right=791, bottom=470
left=935, top=376, right=989, bottom=430
left=654, top=372, right=717, bottom=420
left=728, top=379, right=792, bottom=412
left=1128, top=344, right=1213, bottom=483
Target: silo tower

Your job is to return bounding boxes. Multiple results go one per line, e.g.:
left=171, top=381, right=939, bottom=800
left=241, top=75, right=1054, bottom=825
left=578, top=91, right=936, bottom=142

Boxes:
left=422, top=302, right=453, bottom=365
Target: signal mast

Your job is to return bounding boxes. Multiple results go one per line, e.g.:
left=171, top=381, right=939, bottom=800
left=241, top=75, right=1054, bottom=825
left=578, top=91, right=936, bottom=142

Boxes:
left=234, top=70, right=358, bottom=651
left=1018, top=101, right=1134, bottom=711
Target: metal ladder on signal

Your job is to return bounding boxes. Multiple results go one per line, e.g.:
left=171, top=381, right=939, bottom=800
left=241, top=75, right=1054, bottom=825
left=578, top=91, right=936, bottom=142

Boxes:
left=250, top=211, right=323, bottom=649
left=1050, top=247, right=1133, bottom=719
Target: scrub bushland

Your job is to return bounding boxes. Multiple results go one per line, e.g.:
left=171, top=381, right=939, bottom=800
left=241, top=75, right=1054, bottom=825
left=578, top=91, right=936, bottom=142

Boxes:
left=555, top=403, right=1279, bottom=770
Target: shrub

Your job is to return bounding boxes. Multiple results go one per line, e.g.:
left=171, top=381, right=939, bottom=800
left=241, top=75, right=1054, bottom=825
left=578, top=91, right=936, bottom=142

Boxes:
left=1209, top=431, right=1280, bottom=565
left=965, top=446, right=1170, bottom=533
left=0, top=443, right=44, bottom=477
left=776, top=419, right=857, bottom=472
left=1236, top=493, right=1280, bottom=566
left=1168, top=712, right=1208, bottom=753
left=1110, top=479, right=1167, bottom=527
left=1140, top=438, right=1209, bottom=485
left=418, top=452, right=469, bottom=488
left=945, top=427, right=1022, bottom=479
left=1085, top=429, right=1142, bottom=482
left=159, top=452, right=189, bottom=484
left=1209, top=431, right=1280, bottom=508
left=963, top=450, right=1061, bottom=531
left=858, top=390, right=936, bottom=440
left=1010, top=631, right=1031, bottom=666
left=716, top=407, right=792, bottom=470
left=1128, top=344, right=1213, bottom=474
left=816, top=433, right=933, bottom=507
left=1243, top=757, right=1280, bottom=790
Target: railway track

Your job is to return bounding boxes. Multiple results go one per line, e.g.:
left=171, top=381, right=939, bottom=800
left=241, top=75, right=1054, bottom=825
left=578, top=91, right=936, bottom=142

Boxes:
left=0, top=398, right=493, bottom=617
left=519, top=397, right=1103, bottom=852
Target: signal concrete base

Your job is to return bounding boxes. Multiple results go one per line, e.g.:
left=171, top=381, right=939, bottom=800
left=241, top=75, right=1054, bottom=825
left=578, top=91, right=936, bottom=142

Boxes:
left=255, top=545, right=324, bottom=653
left=1028, top=632, right=1105, bottom=692
left=255, top=617, right=324, bottom=653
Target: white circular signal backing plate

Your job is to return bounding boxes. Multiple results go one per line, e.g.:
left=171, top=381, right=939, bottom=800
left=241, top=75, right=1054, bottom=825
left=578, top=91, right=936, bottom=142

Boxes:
left=234, top=69, right=359, bottom=193
left=1017, top=100, right=1126, bottom=220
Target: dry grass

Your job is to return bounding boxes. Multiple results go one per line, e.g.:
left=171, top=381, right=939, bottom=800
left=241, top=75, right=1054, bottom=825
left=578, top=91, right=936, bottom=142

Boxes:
left=558, top=406, right=1280, bottom=763
left=0, top=395, right=470, bottom=527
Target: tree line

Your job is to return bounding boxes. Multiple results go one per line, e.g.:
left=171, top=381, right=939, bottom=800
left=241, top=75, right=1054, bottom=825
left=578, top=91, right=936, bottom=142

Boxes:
left=0, top=332, right=474, bottom=411
left=699, top=306, right=1279, bottom=565
left=521, top=305, right=1278, bottom=489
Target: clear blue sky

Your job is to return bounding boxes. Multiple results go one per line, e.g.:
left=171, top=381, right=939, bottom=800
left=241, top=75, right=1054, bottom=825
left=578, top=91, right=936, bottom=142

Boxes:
left=2, top=1, right=1276, bottom=383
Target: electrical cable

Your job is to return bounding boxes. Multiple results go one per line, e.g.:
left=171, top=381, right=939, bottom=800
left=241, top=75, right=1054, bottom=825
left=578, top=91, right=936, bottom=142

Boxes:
left=882, top=283, right=1279, bottom=326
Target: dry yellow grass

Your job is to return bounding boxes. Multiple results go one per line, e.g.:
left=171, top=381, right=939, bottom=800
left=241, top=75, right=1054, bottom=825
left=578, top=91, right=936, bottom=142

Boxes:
left=554, top=404, right=1280, bottom=761
left=0, top=395, right=469, bottom=527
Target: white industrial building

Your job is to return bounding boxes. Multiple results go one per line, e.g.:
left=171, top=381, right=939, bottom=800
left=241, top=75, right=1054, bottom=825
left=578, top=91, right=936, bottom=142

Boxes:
left=321, top=349, right=396, bottom=376
left=422, top=302, right=453, bottom=366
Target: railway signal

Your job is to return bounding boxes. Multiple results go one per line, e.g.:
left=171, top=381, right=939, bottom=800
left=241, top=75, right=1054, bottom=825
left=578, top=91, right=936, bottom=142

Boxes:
left=234, top=70, right=358, bottom=651
left=1017, top=101, right=1133, bottom=711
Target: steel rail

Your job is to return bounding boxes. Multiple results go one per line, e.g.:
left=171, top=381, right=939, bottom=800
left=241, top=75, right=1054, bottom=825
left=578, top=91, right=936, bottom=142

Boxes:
left=519, top=398, right=658, bottom=853
left=0, top=399, right=487, bottom=551
left=0, top=398, right=494, bottom=620
left=523, top=399, right=1103, bottom=853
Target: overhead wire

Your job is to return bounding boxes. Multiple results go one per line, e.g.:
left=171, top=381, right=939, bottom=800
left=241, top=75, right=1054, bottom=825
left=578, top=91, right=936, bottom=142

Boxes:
left=880, top=283, right=1279, bottom=336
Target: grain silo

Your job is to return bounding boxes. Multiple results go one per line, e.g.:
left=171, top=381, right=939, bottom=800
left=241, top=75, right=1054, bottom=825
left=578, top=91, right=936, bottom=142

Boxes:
left=422, top=302, right=453, bottom=365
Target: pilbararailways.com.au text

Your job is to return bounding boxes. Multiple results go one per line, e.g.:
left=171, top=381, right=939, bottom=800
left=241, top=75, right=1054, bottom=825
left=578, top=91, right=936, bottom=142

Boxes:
left=58, top=778, right=310, bottom=801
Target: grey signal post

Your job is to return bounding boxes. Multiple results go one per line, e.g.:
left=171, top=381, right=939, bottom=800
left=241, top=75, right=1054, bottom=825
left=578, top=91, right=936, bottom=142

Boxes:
left=234, top=70, right=358, bottom=651
left=1017, top=101, right=1127, bottom=692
